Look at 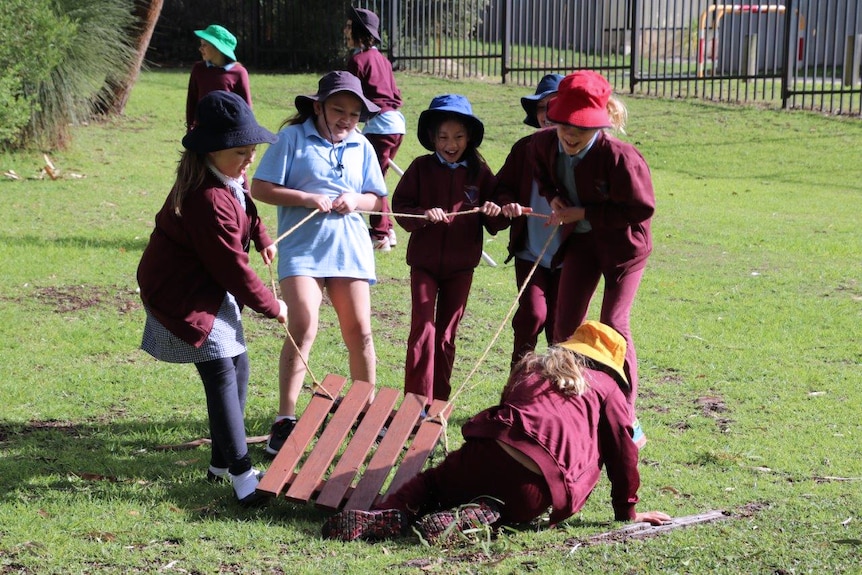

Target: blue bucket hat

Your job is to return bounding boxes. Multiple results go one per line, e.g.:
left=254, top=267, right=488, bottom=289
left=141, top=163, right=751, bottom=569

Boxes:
left=182, top=91, right=277, bottom=153
left=521, top=73, right=564, bottom=128
left=194, top=24, right=238, bottom=62
left=295, top=71, right=380, bottom=122
left=417, top=94, right=484, bottom=151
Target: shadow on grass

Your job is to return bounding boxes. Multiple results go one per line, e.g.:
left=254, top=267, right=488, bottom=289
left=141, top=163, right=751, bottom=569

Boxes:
left=0, top=417, right=331, bottom=529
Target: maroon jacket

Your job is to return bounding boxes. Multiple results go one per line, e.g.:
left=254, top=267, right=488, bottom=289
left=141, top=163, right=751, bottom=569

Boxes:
left=393, top=154, right=499, bottom=275
left=462, top=367, right=640, bottom=525
left=186, top=62, right=252, bottom=128
left=346, top=48, right=402, bottom=112
left=493, top=133, right=537, bottom=263
left=137, top=173, right=280, bottom=347
left=531, top=128, right=654, bottom=269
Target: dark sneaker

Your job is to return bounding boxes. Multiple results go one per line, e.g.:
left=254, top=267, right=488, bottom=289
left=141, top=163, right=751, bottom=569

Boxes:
left=321, top=509, right=407, bottom=541
left=265, top=418, right=296, bottom=456
left=416, top=500, right=501, bottom=544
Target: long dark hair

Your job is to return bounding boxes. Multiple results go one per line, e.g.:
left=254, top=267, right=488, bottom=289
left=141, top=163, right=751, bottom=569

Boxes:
left=169, top=150, right=208, bottom=216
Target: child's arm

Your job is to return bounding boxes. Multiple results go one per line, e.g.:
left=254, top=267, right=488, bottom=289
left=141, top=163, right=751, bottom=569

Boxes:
left=251, top=179, right=333, bottom=212
left=392, top=157, right=435, bottom=231
left=332, top=191, right=382, bottom=215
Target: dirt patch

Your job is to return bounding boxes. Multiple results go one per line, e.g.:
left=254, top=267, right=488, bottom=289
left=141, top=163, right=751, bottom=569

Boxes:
left=28, top=285, right=140, bottom=315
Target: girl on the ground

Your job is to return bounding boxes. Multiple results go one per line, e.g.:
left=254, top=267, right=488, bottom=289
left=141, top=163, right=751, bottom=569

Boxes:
left=344, top=6, right=405, bottom=251
left=251, top=71, right=387, bottom=456
left=137, top=91, right=287, bottom=506
left=392, top=94, right=501, bottom=404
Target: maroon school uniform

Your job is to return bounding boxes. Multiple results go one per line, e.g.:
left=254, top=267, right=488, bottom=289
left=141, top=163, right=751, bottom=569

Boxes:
left=393, top=154, right=498, bottom=402
left=376, top=366, right=641, bottom=525
left=494, top=133, right=562, bottom=367
left=531, top=128, right=655, bottom=403
left=185, top=62, right=252, bottom=129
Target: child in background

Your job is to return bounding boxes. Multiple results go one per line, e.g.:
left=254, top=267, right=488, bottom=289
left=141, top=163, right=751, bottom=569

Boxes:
left=137, top=91, right=287, bottom=506
left=321, top=321, right=671, bottom=543
left=344, top=6, right=405, bottom=252
left=495, top=73, right=565, bottom=368
left=186, top=24, right=252, bottom=131
left=251, top=71, right=387, bottom=456
left=532, top=71, right=655, bottom=432
left=392, top=94, right=501, bottom=405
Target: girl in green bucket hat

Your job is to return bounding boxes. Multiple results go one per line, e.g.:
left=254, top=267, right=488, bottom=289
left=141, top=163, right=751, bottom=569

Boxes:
left=186, top=24, right=252, bottom=131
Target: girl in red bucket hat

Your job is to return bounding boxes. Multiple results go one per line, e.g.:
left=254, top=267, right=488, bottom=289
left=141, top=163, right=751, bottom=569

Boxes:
left=530, top=70, right=655, bottom=440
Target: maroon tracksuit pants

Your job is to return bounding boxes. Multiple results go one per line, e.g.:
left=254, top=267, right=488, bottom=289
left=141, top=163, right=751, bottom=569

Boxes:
left=366, top=133, right=403, bottom=240
left=511, top=257, right=561, bottom=368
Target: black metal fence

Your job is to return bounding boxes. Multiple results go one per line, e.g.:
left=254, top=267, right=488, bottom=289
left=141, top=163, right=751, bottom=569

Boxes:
left=146, top=0, right=862, bottom=115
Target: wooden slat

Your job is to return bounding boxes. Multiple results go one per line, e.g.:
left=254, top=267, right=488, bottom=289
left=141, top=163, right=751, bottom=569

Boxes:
left=255, top=374, right=346, bottom=498
left=343, top=392, right=427, bottom=511
left=284, top=380, right=374, bottom=504
left=314, top=386, right=401, bottom=510
left=384, top=398, right=452, bottom=498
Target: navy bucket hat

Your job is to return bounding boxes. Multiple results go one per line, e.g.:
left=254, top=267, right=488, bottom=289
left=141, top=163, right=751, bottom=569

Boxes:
left=349, top=6, right=382, bottom=44
left=417, top=94, right=484, bottom=151
left=295, top=71, right=380, bottom=122
left=182, top=91, right=276, bottom=153
left=521, top=73, right=564, bottom=128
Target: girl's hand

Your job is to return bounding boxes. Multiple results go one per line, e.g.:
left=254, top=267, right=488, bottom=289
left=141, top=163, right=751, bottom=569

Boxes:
left=549, top=196, right=570, bottom=213
left=305, top=193, right=332, bottom=212
left=501, top=203, right=524, bottom=218
left=480, top=201, right=502, bottom=217
left=332, top=193, right=358, bottom=215
left=425, top=207, right=449, bottom=224
left=634, top=511, right=672, bottom=526
left=275, top=299, right=288, bottom=324
left=260, top=243, right=277, bottom=265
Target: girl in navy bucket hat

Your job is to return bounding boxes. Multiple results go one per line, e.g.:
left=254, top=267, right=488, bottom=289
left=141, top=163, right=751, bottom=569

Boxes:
left=344, top=6, right=405, bottom=252
left=494, top=74, right=565, bottom=369
left=137, top=91, right=287, bottom=506
left=530, top=70, right=655, bottom=448
left=251, top=71, right=387, bottom=456
left=185, top=24, right=252, bottom=131
left=392, top=94, right=504, bottom=405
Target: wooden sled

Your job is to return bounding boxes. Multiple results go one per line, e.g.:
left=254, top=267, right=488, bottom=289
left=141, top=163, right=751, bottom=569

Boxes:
left=256, top=374, right=452, bottom=511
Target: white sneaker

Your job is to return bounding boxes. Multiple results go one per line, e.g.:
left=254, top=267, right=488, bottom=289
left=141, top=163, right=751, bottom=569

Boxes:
left=372, top=237, right=391, bottom=252
left=387, top=228, right=397, bottom=247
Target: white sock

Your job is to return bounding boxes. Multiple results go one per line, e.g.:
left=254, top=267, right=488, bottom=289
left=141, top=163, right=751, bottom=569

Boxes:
left=230, top=468, right=260, bottom=500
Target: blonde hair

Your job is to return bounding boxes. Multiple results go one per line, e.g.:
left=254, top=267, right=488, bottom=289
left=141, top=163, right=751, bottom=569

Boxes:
left=507, top=346, right=590, bottom=398
left=169, top=150, right=208, bottom=216
left=606, top=95, right=628, bottom=134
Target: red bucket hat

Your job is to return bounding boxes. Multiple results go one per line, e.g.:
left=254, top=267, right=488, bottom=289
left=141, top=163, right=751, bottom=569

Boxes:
left=546, top=71, right=612, bottom=129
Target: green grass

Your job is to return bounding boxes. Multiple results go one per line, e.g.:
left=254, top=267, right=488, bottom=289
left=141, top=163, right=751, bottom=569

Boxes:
left=1, top=70, right=861, bottom=574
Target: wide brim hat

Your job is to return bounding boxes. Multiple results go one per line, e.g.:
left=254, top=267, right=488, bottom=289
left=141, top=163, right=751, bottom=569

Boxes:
left=194, top=24, right=238, bottom=62
left=349, top=6, right=382, bottom=44
left=182, top=90, right=277, bottom=153
left=546, top=70, right=612, bottom=129
left=521, top=73, right=564, bottom=128
left=557, top=320, right=629, bottom=388
left=295, top=70, right=380, bottom=122
left=417, top=94, right=484, bottom=151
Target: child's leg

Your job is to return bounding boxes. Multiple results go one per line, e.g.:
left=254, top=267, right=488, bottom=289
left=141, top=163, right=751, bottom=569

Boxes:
left=510, top=258, right=556, bottom=368
left=365, top=134, right=403, bottom=239
left=432, top=269, right=474, bottom=400
left=405, top=267, right=439, bottom=401
left=196, top=353, right=251, bottom=472
left=552, top=235, right=602, bottom=343
left=326, top=277, right=376, bottom=386
left=277, top=275, right=324, bottom=416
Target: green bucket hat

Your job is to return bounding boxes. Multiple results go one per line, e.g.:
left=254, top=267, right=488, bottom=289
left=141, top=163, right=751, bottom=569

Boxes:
left=195, top=24, right=238, bottom=62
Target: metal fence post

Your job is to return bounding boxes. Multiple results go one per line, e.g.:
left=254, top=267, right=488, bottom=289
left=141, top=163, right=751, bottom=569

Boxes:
left=389, top=0, right=400, bottom=68
left=629, top=0, right=640, bottom=93
left=501, top=0, right=511, bottom=84
left=844, top=34, right=862, bottom=86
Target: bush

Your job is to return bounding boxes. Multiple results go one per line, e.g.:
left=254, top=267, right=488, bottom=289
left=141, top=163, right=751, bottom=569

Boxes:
left=0, top=0, right=74, bottom=149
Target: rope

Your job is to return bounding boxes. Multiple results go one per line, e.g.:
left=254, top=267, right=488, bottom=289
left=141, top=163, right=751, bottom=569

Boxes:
left=446, top=224, right=561, bottom=410
left=356, top=207, right=550, bottom=220
left=273, top=208, right=320, bottom=246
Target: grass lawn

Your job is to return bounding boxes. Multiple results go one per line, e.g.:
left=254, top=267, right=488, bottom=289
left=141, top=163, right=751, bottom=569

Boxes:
left=0, top=70, right=860, bottom=574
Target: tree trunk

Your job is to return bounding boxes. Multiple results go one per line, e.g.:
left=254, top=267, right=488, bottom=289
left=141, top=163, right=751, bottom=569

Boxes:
left=97, top=0, right=164, bottom=116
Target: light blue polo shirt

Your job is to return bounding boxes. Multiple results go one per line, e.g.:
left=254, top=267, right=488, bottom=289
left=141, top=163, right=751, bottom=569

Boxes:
left=254, top=118, right=388, bottom=283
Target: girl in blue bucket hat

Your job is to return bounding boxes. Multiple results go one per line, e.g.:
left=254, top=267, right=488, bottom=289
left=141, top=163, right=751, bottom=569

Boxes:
left=392, top=94, right=503, bottom=405
left=494, top=74, right=565, bottom=369
left=186, top=24, right=252, bottom=131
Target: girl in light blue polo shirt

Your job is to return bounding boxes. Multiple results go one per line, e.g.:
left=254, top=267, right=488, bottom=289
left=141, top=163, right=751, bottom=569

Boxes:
left=251, top=71, right=387, bottom=456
